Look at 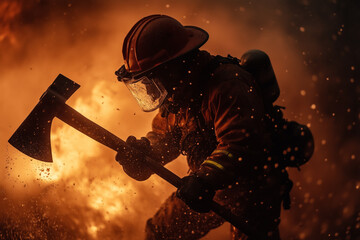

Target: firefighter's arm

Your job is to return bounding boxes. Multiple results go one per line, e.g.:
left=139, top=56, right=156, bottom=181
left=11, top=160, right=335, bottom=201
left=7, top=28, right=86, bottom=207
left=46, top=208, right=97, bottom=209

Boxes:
left=200, top=72, right=266, bottom=188
left=177, top=72, right=266, bottom=212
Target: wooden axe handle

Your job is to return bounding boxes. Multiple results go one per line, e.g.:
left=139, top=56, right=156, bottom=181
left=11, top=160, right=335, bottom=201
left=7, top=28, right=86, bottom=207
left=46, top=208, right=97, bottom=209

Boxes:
left=57, top=102, right=257, bottom=238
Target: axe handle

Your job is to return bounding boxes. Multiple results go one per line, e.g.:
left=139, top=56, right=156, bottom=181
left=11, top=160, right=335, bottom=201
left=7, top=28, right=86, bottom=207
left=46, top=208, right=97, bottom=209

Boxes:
left=57, top=103, right=256, bottom=237
left=57, top=103, right=182, bottom=187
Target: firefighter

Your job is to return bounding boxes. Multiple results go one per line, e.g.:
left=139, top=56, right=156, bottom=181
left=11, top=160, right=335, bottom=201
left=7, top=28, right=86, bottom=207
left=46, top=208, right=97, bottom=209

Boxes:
left=115, top=15, right=313, bottom=240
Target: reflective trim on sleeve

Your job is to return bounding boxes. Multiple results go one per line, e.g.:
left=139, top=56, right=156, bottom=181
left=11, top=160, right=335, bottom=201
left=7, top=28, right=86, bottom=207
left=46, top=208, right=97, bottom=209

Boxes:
left=202, top=160, right=225, bottom=171
left=212, top=149, right=235, bottom=159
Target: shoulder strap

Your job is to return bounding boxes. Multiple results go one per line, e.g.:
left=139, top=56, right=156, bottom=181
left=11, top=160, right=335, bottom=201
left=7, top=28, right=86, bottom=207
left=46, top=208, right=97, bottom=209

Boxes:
left=208, top=54, right=242, bottom=71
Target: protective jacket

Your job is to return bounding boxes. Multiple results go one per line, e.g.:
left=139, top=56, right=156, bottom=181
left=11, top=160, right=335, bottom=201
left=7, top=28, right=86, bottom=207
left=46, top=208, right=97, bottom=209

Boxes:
left=146, top=50, right=276, bottom=189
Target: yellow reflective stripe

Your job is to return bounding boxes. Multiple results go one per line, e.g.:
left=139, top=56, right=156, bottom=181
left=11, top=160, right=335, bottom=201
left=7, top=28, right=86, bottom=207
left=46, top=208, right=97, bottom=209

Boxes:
left=202, top=160, right=225, bottom=171
left=212, top=149, right=234, bottom=159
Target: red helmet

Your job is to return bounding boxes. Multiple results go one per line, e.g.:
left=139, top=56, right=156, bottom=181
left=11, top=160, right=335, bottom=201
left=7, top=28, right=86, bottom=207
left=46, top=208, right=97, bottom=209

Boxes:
left=122, top=14, right=209, bottom=74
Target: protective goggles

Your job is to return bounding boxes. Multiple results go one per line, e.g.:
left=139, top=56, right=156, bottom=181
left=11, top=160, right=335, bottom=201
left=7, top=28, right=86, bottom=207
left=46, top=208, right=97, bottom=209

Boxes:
left=115, top=65, right=168, bottom=112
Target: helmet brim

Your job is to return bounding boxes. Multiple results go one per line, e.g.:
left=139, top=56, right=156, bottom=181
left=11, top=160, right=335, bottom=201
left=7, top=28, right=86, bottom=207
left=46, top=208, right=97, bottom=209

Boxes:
left=177, top=25, right=209, bottom=60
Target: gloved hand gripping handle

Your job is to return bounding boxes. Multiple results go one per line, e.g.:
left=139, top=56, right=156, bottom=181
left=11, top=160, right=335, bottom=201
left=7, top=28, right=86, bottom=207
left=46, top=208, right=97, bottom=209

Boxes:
left=145, top=154, right=258, bottom=238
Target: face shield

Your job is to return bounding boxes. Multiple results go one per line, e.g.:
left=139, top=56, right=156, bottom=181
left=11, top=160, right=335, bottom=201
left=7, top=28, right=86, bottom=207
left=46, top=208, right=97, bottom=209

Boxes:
left=115, top=65, right=168, bottom=112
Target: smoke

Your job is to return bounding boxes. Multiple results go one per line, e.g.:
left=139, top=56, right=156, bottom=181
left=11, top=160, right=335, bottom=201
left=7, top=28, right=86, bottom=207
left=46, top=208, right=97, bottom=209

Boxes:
left=1, top=0, right=359, bottom=239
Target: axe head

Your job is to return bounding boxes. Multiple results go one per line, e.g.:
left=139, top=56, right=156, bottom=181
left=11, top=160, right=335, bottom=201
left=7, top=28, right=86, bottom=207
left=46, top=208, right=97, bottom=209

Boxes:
left=8, top=74, right=80, bottom=162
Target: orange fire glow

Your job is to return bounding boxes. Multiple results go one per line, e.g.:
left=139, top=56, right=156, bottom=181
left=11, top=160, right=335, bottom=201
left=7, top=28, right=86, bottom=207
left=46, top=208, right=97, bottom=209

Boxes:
left=0, top=2, right=313, bottom=239
left=1, top=1, right=358, bottom=240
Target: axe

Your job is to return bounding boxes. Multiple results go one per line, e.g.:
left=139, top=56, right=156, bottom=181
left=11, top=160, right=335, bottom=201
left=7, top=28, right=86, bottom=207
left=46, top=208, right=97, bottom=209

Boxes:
left=8, top=74, right=258, bottom=238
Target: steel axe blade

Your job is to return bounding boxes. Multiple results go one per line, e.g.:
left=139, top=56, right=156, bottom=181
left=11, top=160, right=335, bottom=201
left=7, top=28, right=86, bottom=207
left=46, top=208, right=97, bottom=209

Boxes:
left=8, top=74, right=80, bottom=162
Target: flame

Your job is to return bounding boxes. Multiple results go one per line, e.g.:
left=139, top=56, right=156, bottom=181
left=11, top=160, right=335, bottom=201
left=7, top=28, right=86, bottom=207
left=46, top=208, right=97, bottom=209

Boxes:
left=0, top=1, right=22, bottom=45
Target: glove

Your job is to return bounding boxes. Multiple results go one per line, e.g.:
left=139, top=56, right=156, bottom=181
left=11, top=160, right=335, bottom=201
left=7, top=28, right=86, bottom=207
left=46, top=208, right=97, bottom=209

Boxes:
left=176, top=174, right=215, bottom=213
left=116, top=136, right=153, bottom=181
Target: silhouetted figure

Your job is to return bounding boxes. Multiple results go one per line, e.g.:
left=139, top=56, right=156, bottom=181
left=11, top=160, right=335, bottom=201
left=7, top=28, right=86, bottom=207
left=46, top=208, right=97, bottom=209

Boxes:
left=115, top=15, right=314, bottom=240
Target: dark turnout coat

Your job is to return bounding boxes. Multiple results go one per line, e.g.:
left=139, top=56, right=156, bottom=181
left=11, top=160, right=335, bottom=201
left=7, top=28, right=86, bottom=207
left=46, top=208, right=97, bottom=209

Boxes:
left=145, top=51, right=285, bottom=240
